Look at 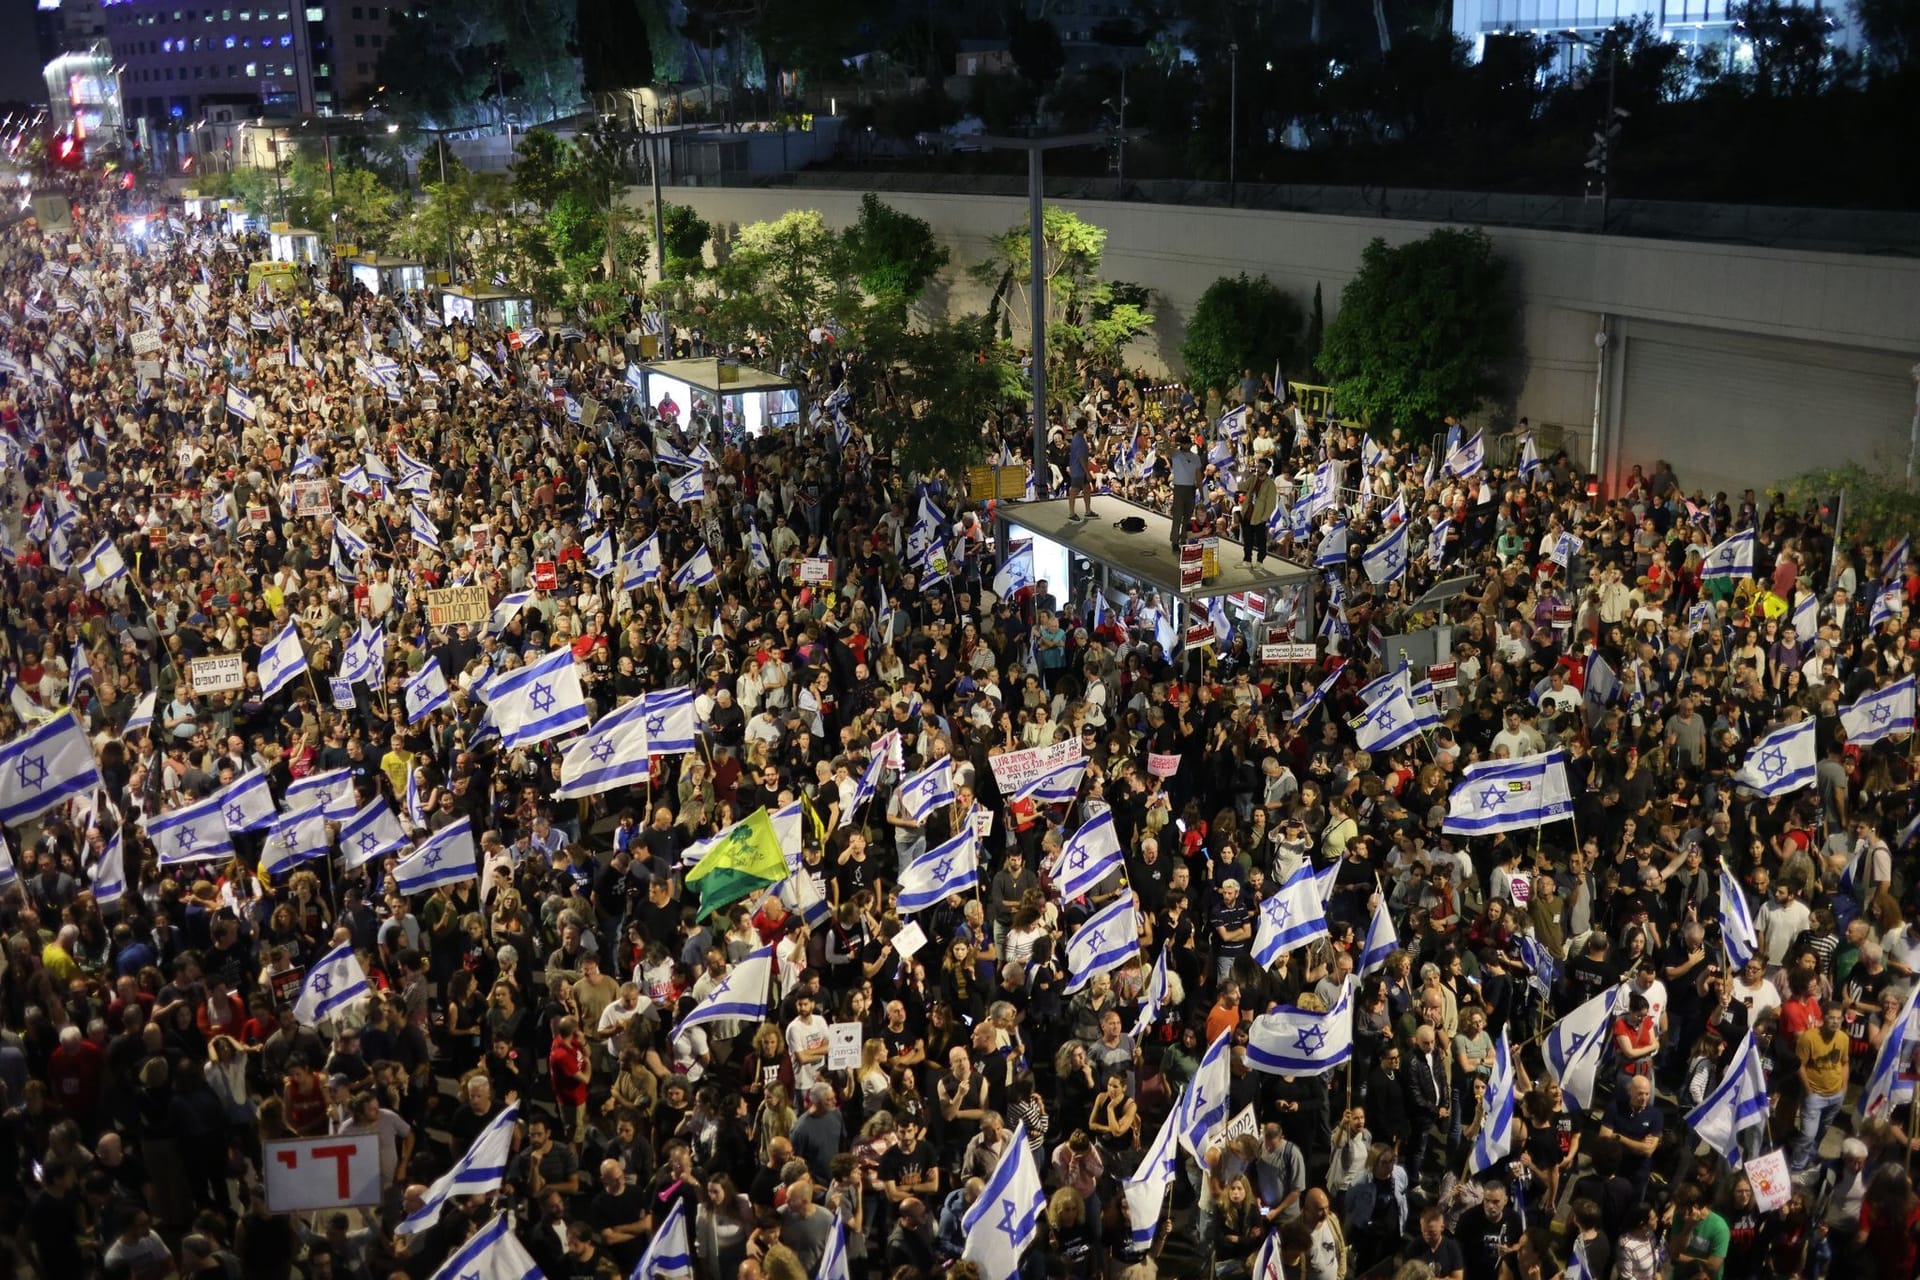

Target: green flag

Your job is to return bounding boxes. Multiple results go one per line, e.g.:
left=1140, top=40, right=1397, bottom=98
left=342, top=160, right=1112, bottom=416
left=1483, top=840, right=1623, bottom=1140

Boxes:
left=684, top=807, right=789, bottom=919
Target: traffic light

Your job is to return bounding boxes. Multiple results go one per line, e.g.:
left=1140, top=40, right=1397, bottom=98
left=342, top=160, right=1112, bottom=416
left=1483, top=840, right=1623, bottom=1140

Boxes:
left=1817, top=493, right=1844, bottom=539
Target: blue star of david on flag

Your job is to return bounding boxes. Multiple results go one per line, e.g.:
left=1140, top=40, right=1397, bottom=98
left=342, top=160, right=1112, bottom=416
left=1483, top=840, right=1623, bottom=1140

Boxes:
left=1479, top=785, right=1506, bottom=810
left=423, top=850, right=442, bottom=869
left=996, top=1199, right=1021, bottom=1240
left=590, top=738, right=616, bottom=763
left=225, top=803, right=247, bottom=826
left=310, top=974, right=332, bottom=996
left=359, top=832, right=381, bottom=854
left=14, top=754, right=47, bottom=790
left=528, top=682, right=555, bottom=713
left=1757, top=748, right=1786, bottom=779
left=176, top=827, right=199, bottom=850
left=1292, top=1024, right=1328, bottom=1055
left=1374, top=708, right=1397, bottom=734
left=646, top=714, right=667, bottom=735
left=934, top=858, right=954, bottom=881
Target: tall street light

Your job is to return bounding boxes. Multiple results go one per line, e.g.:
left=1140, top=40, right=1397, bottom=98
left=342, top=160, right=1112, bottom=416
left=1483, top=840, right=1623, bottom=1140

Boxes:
left=1228, top=42, right=1239, bottom=205
left=1562, top=29, right=1625, bottom=233
left=977, top=130, right=1139, bottom=495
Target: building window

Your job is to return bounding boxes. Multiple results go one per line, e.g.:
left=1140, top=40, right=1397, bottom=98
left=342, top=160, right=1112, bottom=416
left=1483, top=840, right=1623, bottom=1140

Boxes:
left=246, top=61, right=256, bottom=75
left=371, top=34, right=381, bottom=46
left=351, top=4, right=362, bottom=15
left=354, top=34, right=364, bottom=46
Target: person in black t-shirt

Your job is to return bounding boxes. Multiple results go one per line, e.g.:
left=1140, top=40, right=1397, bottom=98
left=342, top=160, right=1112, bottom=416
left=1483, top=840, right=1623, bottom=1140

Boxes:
left=1453, top=1175, right=1525, bottom=1280
left=1561, top=933, right=1620, bottom=1016
left=1405, top=1205, right=1466, bottom=1280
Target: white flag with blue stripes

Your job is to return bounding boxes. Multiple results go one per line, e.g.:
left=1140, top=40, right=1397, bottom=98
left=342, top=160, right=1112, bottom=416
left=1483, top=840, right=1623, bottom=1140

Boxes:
left=262, top=808, right=332, bottom=877
left=292, top=942, right=371, bottom=1027
left=1859, top=980, right=1919, bottom=1119
left=1468, top=1028, right=1517, bottom=1174
left=67, top=640, right=93, bottom=707
left=1122, top=1099, right=1183, bottom=1251
left=669, top=467, right=707, bottom=505
left=1732, top=718, right=1816, bottom=796
left=583, top=528, right=614, bottom=578
left=0, top=712, right=103, bottom=826
left=1251, top=862, right=1329, bottom=967
left=256, top=620, right=307, bottom=698
left=1179, top=1027, right=1237, bottom=1158
left=1357, top=894, right=1399, bottom=975
left=338, top=796, right=408, bottom=870
left=1685, top=1029, right=1770, bottom=1164
left=77, top=536, right=127, bottom=590
left=1054, top=809, right=1124, bottom=901
left=284, top=767, right=357, bottom=821
left=993, top=544, right=1035, bottom=599
left=1720, top=868, right=1759, bottom=968
left=1841, top=676, right=1915, bottom=748
left=1701, top=529, right=1756, bottom=581
left=962, top=1121, right=1046, bottom=1279
left=555, top=697, right=651, bottom=798
left=90, top=829, right=127, bottom=909
left=843, top=732, right=894, bottom=826
left=1444, top=749, right=1574, bottom=835
left=1869, top=587, right=1905, bottom=630
left=1352, top=678, right=1424, bottom=753
left=486, top=590, right=530, bottom=634
left=899, top=758, right=956, bottom=822
left=1314, top=520, right=1349, bottom=568
left=397, top=1104, right=518, bottom=1235
left=674, top=945, right=773, bottom=1039
left=670, top=546, right=716, bottom=591
left=1015, top=758, right=1086, bottom=808
left=1445, top=430, right=1484, bottom=478
left=146, top=790, right=236, bottom=866
left=210, top=770, right=277, bottom=832
left=408, top=504, right=440, bottom=551
left=1542, top=986, right=1621, bottom=1111
left=1065, top=895, right=1139, bottom=994
left=404, top=658, right=450, bottom=724
left=1361, top=521, right=1408, bottom=584
left=1290, top=665, right=1343, bottom=725
left=620, top=535, right=663, bottom=591
left=487, top=645, right=588, bottom=749
left=897, top=830, right=980, bottom=914
left=1882, top=534, right=1911, bottom=584
left=1131, top=945, right=1172, bottom=1041
left=1247, top=986, right=1354, bottom=1076
left=392, top=818, right=477, bottom=894
left=640, top=686, right=699, bottom=754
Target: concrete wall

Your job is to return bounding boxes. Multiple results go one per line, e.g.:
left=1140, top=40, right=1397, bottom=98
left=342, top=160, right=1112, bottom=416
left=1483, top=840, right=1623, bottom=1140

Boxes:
left=636, top=184, right=1920, bottom=486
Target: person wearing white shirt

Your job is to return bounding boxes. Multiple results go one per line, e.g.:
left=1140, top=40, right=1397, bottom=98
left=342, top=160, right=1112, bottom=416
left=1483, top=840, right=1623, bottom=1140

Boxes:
left=785, top=993, right=831, bottom=1092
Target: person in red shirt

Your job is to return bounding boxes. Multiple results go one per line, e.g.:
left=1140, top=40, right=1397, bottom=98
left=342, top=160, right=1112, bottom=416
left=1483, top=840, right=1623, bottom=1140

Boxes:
left=1779, top=968, right=1824, bottom=1048
left=548, top=1016, right=590, bottom=1150
left=195, top=976, right=247, bottom=1040
left=46, top=1025, right=104, bottom=1124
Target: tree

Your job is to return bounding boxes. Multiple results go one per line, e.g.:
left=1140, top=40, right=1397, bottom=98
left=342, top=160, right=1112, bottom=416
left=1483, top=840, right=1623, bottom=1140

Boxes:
left=659, top=203, right=712, bottom=279
left=969, top=206, right=1151, bottom=372
left=580, top=0, right=656, bottom=104
left=840, top=194, right=950, bottom=317
left=849, top=314, right=1019, bottom=477
left=510, top=130, right=578, bottom=210
left=1855, top=0, right=1920, bottom=75
left=1728, top=1, right=1852, bottom=98
left=1008, top=12, right=1066, bottom=100
left=1318, top=228, right=1516, bottom=429
left=1781, top=464, right=1920, bottom=545
left=1180, top=273, right=1304, bottom=392
left=708, top=210, right=850, bottom=370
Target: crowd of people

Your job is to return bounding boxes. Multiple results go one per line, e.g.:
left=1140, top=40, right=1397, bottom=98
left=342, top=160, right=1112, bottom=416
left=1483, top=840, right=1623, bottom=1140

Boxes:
left=0, top=170, right=1917, bottom=1280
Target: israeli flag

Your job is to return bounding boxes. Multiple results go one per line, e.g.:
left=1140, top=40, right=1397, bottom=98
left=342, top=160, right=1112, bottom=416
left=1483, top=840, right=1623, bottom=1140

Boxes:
left=898, top=830, right=980, bottom=914
left=1357, top=894, right=1399, bottom=975
left=290, top=448, right=323, bottom=477
left=122, top=691, right=158, bottom=739
left=993, top=543, right=1035, bottom=599
left=467, top=353, right=494, bottom=382
left=746, top=525, right=772, bottom=574
left=1361, top=521, right=1408, bottom=585
left=1301, top=460, right=1339, bottom=520
left=1516, top=932, right=1560, bottom=1001
left=1247, top=986, right=1355, bottom=1076
left=487, top=645, right=588, bottom=749
left=291, top=942, right=370, bottom=1031
left=1122, top=1100, right=1183, bottom=1251
left=899, top=758, right=956, bottom=822
left=1218, top=404, right=1249, bottom=440
left=1178, top=1028, right=1236, bottom=1156
left=1352, top=678, right=1424, bottom=753
left=1054, top=810, right=1124, bottom=901
left=1542, top=986, right=1621, bottom=1111
left=404, top=658, right=450, bottom=724
left=632, top=1198, right=694, bottom=1280
left=67, top=641, right=93, bottom=707
left=1131, top=945, right=1172, bottom=1041
left=1064, top=895, right=1139, bottom=994
left=87, top=828, right=127, bottom=909
left=407, top=504, right=440, bottom=551
left=843, top=735, right=892, bottom=826
left=674, top=945, right=773, bottom=1039
left=1792, top=590, right=1818, bottom=643
left=261, top=808, right=331, bottom=878
left=210, top=770, right=277, bottom=832
left=639, top=686, right=699, bottom=755
left=583, top=528, right=614, bottom=579
left=1685, top=1029, right=1771, bottom=1165
left=1251, top=862, right=1330, bottom=967
left=1445, top=430, right=1484, bottom=478
left=1701, top=529, right=1756, bottom=581
left=1732, top=718, right=1816, bottom=796
left=77, top=536, right=128, bottom=590
left=961, top=1122, right=1046, bottom=1280
left=1859, top=980, right=1920, bottom=1119
left=396, top=1104, right=519, bottom=1235
left=333, top=519, right=372, bottom=562
left=1869, top=587, right=1904, bottom=630
left=284, top=767, right=358, bottom=821
left=1428, top=516, right=1454, bottom=567
left=1720, top=868, right=1759, bottom=968
left=1289, top=665, right=1344, bottom=726
left=1841, top=676, right=1916, bottom=748
left=1015, top=758, right=1086, bottom=808
left=338, top=797, right=409, bottom=870
left=393, top=818, right=478, bottom=894
left=1314, top=521, right=1349, bottom=569
left=1467, top=1028, right=1517, bottom=1174
left=619, top=536, right=663, bottom=591
left=818, top=1210, right=853, bottom=1280
left=146, top=791, right=236, bottom=866
left=253, top=620, right=307, bottom=699
left=487, top=590, right=530, bottom=634
left=1882, top=534, right=1911, bottom=584
left=554, top=697, right=652, bottom=799
left=670, top=547, right=717, bottom=591
left=669, top=467, right=707, bottom=505
left=224, top=386, right=256, bottom=421
left=1517, top=432, right=1542, bottom=478
left=1444, top=749, right=1575, bottom=836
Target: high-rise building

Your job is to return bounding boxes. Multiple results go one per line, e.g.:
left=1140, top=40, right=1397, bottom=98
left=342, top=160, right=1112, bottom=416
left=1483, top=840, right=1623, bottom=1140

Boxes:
left=1450, top=0, right=1860, bottom=55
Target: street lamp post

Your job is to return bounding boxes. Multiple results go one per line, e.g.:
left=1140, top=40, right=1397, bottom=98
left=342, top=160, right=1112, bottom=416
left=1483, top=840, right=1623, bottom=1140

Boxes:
left=1228, top=42, right=1239, bottom=205
left=1563, top=29, right=1624, bottom=233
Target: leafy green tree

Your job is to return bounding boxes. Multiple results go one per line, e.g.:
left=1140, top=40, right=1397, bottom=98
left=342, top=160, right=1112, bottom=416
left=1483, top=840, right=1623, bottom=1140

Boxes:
left=580, top=0, right=657, bottom=104
left=1318, top=228, right=1516, bottom=429
left=281, top=157, right=399, bottom=251
left=510, top=131, right=578, bottom=210
left=848, top=314, right=1018, bottom=478
left=1855, top=0, right=1920, bottom=75
left=659, top=204, right=712, bottom=279
left=709, top=210, right=849, bottom=369
left=1780, top=464, right=1920, bottom=546
left=969, top=206, right=1151, bottom=373
left=840, top=194, right=950, bottom=317
left=1180, top=273, right=1304, bottom=392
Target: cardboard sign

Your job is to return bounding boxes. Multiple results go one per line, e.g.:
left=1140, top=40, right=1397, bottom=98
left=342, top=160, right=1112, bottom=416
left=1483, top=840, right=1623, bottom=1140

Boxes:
left=1180, top=542, right=1205, bottom=592
left=1148, top=752, right=1182, bottom=778
left=1228, top=591, right=1268, bottom=618
left=189, top=653, right=246, bottom=692
left=798, top=557, right=832, bottom=584
left=987, top=738, right=1084, bottom=792
left=262, top=1134, right=382, bottom=1213
left=532, top=560, right=558, bottom=591
left=290, top=480, right=332, bottom=517
left=425, top=585, right=490, bottom=627
left=891, top=920, right=928, bottom=959
left=246, top=505, right=271, bottom=530
left=1220, top=1102, right=1259, bottom=1144
left=1427, top=661, right=1458, bottom=689
left=129, top=329, right=164, bottom=356
left=970, top=807, right=995, bottom=838
left=268, top=966, right=306, bottom=1004
left=1260, top=642, right=1319, bottom=665
left=827, top=1023, right=863, bottom=1071
left=470, top=524, right=490, bottom=551
left=1746, top=1148, right=1792, bottom=1212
